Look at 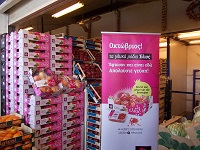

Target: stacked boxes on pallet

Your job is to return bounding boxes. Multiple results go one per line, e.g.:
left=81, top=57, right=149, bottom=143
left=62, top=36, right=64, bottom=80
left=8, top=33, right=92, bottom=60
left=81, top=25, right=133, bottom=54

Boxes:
left=5, top=34, right=10, bottom=114
left=0, top=33, right=7, bottom=115
left=25, top=95, right=63, bottom=150
left=17, top=30, right=50, bottom=114
left=50, top=35, right=73, bottom=76
left=6, top=32, right=17, bottom=114
left=50, top=35, right=84, bottom=150
left=70, top=36, right=102, bottom=150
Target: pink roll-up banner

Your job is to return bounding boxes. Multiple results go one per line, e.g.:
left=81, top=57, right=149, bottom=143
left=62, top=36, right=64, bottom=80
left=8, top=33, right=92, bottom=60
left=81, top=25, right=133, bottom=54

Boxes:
left=101, top=32, right=160, bottom=150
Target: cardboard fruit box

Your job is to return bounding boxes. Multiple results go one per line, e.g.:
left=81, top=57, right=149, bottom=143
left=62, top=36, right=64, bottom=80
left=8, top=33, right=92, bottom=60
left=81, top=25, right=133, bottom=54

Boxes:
left=0, top=113, right=24, bottom=129
left=6, top=141, right=35, bottom=150
left=158, top=116, right=195, bottom=150
left=0, top=124, right=34, bottom=148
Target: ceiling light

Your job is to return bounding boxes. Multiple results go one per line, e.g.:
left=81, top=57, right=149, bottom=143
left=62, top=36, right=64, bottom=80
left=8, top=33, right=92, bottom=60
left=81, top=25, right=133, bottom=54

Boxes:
left=52, top=2, right=84, bottom=18
left=178, top=30, right=200, bottom=39
left=159, top=42, right=167, bottom=48
left=189, top=40, right=200, bottom=44
left=23, top=26, right=33, bottom=31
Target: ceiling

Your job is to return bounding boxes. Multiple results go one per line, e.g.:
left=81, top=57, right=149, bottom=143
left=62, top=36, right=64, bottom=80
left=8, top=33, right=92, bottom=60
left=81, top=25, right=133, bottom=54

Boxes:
left=13, top=0, right=161, bottom=32
left=8, top=0, right=193, bottom=33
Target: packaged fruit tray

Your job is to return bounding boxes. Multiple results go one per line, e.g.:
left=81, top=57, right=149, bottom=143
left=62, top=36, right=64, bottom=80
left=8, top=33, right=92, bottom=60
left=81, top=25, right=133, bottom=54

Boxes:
left=0, top=124, right=34, bottom=148
left=0, top=113, right=24, bottom=129
left=74, top=63, right=102, bottom=80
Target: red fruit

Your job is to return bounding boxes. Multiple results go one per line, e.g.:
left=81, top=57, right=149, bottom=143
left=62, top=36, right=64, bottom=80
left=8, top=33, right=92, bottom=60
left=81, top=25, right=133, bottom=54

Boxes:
left=33, top=75, right=41, bottom=81
left=119, top=93, right=130, bottom=101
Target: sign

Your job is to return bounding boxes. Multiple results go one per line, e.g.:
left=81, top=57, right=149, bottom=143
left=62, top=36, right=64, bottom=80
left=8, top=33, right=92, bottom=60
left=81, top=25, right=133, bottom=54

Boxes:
left=101, top=32, right=160, bottom=150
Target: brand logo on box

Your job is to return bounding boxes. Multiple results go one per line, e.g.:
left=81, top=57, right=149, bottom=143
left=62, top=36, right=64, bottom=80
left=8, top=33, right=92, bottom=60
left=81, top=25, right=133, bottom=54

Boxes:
left=52, top=47, right=55, bottom=51
left=24, top=52, right=28, bottom=56
left=24, top=62, right=28, bottom=66
left=24, top=34, right=28, bottom=38
left=24, top=43, right=28, bottom=47
left=63, top=132, right=66, bottom=136
left=24, top=71, right=28, bottom=75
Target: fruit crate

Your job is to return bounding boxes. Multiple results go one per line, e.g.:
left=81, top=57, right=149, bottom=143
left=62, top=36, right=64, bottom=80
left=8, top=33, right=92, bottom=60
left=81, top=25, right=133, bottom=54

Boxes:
left=86, top=84, right=101, bottom=103
left=74, top=63, right=102, bottom=81
left=0, top=124, right=34, bottom=148
left=158, top=116, right=195, bottom=150
left=73, top=49, right=95, bottom=62
left=0, top=113, right=24, bottom=129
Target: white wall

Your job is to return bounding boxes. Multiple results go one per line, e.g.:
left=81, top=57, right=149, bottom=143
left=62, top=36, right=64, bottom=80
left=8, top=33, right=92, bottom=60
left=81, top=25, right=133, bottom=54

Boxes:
left=170, top=39, right=187, bottom=115
left=186, top=46, right=200, bottom=112
left=0, top=13, right=8, bottom=33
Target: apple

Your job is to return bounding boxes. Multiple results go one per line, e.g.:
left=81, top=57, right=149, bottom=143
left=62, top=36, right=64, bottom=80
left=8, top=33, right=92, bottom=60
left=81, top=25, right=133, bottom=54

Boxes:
left=33, top=75, right=41, bottom=81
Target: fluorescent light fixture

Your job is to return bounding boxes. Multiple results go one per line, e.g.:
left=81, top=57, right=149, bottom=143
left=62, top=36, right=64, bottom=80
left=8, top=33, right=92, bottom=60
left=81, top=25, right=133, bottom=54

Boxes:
left=178, top=30, right=200, bottom=39
left=159, top=42, right=167, bottom=47
left=52, top=2, right=84, bottom=18
left=189, top=40, right=200, bottom=44
left=23, top=26, right=33, bottom=31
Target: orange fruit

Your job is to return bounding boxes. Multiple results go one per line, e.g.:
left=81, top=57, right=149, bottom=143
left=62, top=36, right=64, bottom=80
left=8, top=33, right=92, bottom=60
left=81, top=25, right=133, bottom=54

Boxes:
left=14, top=143, right=23, bottom=147
left=5, top=117, right=13, bottom=122
left=0, top=136, right=3, bottom=141
left=12, top=116, right=20, bottom=120
left=5, top=133, right=13, bottom=138
left=9, top=126, right=18, bottom=134
left=24, top=140, right=31, bottom=144
left=0, top=130, right=8, bottom=137
left=4, top=146, right=12, bottom=150
left=17, top=131, right=23, bottom=136
left=3, top=136, right=11, bottom=140
left=12, top=133, right=21, bottom=138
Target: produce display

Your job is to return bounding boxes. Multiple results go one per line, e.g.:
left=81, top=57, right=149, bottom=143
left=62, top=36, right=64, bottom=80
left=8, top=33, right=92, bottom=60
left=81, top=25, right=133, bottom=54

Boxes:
left=0, top=114, right=24, bottom=128
left=28, top=68, right=61, bottom=97
left=0, top=113, right=34, bottom=150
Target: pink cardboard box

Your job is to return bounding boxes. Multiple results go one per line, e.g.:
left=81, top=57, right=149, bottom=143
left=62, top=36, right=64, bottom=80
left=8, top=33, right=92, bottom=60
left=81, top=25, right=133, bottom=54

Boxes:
left=62, top=101, right=84, bottom=111
left=35, top=131, right=62, bottom=145
left=51, top=35, right=72, bottom=45
left=51, top=44, right=72, bottom=53
left=18, top=48, right=50, bottom=58
left=17, top=57, right=50, bottom=68
left=53, top=68, right=72, bottom=76
left=24, top=103, right=62, bottom=116
left=18, top=29, right=50, bottom=43
left=63, top=140, right=81, bottom=150
left=51, top=53, right=72, bottom=61
left=28, top=113, right=62, bottom=127
left=62, top=133, right=81, bottom=145
left=34, top=121, right=62, bottom=137
left=62, top=117, right=83, bottom=129
left=17, top=75, right=32, bottom=85
left=26, top=95, right=62, bottom=106
left=35, top=139, right=62, bottom=150
left=18, top=40, right=50, bottom=51
left=14, top=84, right=34, bottom=94
left=62, top=110, right=84, bottom=120
left=62, top=92, right=84, bottom=103
left=62, top=126, right=82, bottom=137
left=50, top=60, right=72, bottom=69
